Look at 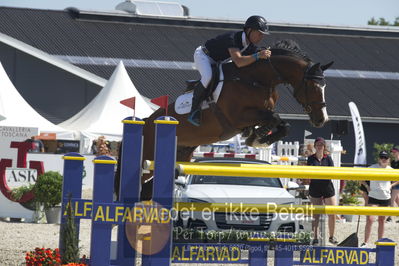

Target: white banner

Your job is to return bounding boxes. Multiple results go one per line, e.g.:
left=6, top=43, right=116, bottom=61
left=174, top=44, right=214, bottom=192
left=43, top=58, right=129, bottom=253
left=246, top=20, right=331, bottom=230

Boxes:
left=5, top=168, right=37, bottom=189
left=348, top=102, right=367, bottom=166
left=0, top=126, right=39, bottom=168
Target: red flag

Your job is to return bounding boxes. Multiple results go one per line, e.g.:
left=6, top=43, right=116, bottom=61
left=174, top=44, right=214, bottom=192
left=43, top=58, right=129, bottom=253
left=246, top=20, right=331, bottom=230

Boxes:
left=120, top=97, right=136, bottom=110
left=151, top=95, right=169, bottom=115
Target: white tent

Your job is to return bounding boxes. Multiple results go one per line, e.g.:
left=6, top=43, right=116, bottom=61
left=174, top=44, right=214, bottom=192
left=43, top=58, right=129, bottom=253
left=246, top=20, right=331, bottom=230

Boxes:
left=0, top=99, right=5, bottom=122
left=59, top=61, right=154, bottom=153
left=0, top=62, right=74, bottom=139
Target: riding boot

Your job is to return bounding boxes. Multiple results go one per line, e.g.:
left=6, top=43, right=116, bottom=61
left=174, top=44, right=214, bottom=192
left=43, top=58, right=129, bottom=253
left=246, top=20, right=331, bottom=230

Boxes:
left=188, top=82, right=207, bottom=126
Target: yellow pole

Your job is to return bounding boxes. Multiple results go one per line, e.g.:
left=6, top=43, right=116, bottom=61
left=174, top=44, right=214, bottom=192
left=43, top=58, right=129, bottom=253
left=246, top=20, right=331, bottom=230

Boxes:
left=177, top=164, right=399, bottom=181
left=144, top=160, right=399, bottom=174
left=174, top=202, right=399, bottom=216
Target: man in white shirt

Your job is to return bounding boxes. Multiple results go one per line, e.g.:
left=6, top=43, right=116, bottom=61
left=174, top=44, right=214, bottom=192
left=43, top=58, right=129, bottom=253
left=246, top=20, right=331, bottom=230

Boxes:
left=361, top=151, right=399, bottom=247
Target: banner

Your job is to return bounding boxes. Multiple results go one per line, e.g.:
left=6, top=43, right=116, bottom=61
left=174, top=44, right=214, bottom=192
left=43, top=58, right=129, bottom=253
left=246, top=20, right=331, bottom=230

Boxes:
left=348, top=102, right=366, bottom=166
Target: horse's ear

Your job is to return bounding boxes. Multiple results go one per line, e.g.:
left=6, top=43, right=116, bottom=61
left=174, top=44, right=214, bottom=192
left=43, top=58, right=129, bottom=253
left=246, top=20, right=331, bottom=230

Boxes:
left=309, top=63, right=320, bottom=72
left=321, top=61, right=334, bottom=71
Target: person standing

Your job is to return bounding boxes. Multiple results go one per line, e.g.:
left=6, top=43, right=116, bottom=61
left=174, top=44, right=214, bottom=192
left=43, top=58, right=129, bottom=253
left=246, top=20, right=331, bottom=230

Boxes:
left=307, top=137, right=338, bottom=245
left=361, top=151, right=399, bottom=247
left=387, top=147, right=399, bottom=222
left=25, top=136, right=45, bottom=153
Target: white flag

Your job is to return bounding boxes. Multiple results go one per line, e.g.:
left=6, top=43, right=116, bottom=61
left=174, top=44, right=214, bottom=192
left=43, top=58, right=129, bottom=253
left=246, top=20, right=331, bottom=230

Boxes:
left=304, top=130, right=312, bottom=138
left=348, top=102, right=366, bottom=166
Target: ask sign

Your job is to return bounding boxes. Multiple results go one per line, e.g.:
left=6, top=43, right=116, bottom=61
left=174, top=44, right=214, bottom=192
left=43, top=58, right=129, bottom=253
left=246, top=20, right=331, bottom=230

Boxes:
left=6, top=168, right=37, bottom=189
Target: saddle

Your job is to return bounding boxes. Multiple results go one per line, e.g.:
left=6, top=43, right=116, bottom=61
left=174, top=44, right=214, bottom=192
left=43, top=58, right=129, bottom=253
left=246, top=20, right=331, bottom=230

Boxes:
left=185, top=63, right=220, bottom=100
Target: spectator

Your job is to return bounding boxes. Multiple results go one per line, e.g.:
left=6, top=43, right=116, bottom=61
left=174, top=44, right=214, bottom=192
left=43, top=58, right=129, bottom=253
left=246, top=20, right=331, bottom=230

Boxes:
left=91, top=139, right=98, bottom=155
left=307, top=137, right=338, bottom=245
left=95, top=136, right=111, bottom=156
left=387, top=147, right=399, bottom=222
left=360, top=151, right=399, bottom=247
left=25, top=136, right=45, bottom=153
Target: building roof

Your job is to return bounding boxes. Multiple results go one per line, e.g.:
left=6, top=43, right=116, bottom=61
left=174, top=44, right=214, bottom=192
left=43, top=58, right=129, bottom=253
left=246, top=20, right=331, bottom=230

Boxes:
left=0, top=6, right=398, bottom=122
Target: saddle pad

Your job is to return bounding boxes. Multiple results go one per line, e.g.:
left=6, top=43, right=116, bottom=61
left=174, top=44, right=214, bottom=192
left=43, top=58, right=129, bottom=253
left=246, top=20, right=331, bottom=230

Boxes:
left=175, top=64, right=225, bottom=115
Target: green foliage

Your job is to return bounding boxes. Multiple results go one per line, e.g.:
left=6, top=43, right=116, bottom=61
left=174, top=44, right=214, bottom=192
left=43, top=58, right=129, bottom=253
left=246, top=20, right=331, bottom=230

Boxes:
left=368, top=16, right=399, bottom=26
left=33, top=171, right=63, bottom=209
left=341, top=180, right=361, bottom=205
left=343, top=180, right=361, bottom=196
left=10, top=184, right=34, bottom=201
left=341, top=193, right=361, bottom=205
left=373, top=143, right=394, bottom=162
left=61, top=197, right=80, bottom=264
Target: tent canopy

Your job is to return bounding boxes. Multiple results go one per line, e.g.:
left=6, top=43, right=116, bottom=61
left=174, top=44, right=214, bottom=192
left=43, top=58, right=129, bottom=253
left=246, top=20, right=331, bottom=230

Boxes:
left=59, top=61, right=154, bottom=152
left=0, top=62, right=74, bottom=139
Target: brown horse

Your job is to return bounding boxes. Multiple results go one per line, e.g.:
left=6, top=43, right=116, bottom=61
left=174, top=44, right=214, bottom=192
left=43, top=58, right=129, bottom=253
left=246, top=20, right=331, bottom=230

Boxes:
left=116, top=40, right=333, bottom=199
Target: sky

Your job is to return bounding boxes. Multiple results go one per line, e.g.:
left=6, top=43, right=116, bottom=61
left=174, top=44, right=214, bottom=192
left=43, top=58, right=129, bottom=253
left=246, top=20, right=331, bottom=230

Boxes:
left=1, top=0, right=398, bottom=27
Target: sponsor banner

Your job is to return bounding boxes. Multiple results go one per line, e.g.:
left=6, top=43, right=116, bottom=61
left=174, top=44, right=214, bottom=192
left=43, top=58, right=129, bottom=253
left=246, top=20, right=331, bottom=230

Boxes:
left=0, top=126, right=38, bottom=167
left=5, top=168, right=37, bottom=188
left=172, top=243, right=245, bottom=263
left=56, top=140, right=80, bottom=154
left=299, top=246, right=371, bottom=265
left=348, top=102, right=367, bottom=166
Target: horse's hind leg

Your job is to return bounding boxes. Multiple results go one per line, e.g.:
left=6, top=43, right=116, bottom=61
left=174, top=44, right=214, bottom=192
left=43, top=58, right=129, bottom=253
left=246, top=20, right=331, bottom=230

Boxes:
left=177, top=146, right=197, bottom=162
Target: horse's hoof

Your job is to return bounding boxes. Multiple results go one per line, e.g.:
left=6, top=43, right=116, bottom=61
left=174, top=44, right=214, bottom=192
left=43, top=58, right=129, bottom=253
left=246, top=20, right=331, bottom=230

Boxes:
left=257, top=134, right=275, bottom=146
left=252, top=138, right=271, bottom=148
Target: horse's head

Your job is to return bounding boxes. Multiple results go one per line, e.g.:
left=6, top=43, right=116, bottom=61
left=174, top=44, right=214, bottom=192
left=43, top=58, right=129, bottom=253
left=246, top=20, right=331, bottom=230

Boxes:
left=293, top=61, right=333, bottom=128
left=268, top=40, right=333, bottom=128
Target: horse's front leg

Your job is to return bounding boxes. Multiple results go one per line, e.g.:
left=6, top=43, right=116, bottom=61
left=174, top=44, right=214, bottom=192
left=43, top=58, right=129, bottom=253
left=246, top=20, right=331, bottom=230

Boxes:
left=243, top=111, right=282, bottom=146
left=257, top=118, right=291, bottom=146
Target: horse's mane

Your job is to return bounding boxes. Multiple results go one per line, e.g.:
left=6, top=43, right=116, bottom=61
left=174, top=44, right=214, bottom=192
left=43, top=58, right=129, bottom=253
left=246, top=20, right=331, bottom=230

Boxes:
left=270, top=40, right=311, bottom=62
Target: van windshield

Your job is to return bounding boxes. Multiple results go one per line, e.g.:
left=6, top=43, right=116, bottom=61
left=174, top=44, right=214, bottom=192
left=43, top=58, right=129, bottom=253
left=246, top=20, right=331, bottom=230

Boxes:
left=190, top=175, right=282, bottom=188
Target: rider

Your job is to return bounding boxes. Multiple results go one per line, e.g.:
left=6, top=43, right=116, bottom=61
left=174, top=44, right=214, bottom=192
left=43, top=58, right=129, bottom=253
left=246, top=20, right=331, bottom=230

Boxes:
left=188, top=15, right=272, bottom=126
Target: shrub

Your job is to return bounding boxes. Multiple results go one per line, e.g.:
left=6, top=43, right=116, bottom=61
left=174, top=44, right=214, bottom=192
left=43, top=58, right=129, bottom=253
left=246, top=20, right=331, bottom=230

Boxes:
left=33, top=171, right=63, bottom=209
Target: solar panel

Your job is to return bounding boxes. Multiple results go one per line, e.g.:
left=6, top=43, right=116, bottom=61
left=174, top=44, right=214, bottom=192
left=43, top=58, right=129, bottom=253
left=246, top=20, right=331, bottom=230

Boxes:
left=55, top=55, right=399, bottom=80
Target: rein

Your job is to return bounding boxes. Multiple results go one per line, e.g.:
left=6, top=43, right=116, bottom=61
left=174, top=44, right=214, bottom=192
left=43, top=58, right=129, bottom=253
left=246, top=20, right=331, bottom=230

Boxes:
left=266, top=58, right=326, bottom=113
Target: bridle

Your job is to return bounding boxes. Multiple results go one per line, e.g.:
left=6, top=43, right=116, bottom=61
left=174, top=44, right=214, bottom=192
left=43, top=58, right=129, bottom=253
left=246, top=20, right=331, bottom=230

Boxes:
left=267, top=58, right=327, bottom=114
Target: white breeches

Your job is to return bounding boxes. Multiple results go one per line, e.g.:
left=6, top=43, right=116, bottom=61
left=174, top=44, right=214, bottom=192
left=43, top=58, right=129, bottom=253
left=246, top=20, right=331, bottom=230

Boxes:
left=194, top=46, right=215, bottom=88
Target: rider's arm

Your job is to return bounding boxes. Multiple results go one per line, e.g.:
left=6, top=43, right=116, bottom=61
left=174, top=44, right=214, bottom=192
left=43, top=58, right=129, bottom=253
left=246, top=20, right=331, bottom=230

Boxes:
left=228, top=48, right=271, bottom=68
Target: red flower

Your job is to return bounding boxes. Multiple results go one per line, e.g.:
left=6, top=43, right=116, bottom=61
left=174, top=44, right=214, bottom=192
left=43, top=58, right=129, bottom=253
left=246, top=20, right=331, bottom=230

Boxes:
left=25, top=247, right=63, bottom=266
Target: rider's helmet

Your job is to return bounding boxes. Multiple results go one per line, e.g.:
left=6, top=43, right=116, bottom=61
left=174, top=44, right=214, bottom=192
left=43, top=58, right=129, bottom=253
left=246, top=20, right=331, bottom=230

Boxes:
left=244, top=15, right=269, bottom=34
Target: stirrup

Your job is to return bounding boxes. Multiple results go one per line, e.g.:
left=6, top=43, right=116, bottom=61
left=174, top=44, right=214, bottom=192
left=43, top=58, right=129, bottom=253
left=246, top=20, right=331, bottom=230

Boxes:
left=188, top=110, right=201, bottom=127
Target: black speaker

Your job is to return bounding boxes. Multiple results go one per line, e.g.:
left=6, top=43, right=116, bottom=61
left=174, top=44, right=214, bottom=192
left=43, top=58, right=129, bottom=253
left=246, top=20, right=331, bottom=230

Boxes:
left=332, top=120, right=349, bottom=136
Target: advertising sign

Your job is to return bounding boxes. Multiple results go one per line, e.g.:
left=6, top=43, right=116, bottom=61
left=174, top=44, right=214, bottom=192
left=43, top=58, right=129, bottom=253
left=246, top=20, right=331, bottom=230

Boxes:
left=0, top=126, right=38, bottom=167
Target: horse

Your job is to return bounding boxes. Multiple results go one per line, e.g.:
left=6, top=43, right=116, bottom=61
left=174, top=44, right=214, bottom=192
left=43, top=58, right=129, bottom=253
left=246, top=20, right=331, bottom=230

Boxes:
left=115, top=40, right=333, bottom=200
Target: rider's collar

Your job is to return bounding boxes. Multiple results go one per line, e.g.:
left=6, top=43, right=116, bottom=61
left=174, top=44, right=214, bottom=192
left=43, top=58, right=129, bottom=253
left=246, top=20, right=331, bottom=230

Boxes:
left=242, top=31, right=250, bottom=49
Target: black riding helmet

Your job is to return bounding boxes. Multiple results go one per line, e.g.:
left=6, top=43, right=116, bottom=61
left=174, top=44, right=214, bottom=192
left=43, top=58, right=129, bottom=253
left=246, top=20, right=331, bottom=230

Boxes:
left=244, top=15, right=270, bottom=34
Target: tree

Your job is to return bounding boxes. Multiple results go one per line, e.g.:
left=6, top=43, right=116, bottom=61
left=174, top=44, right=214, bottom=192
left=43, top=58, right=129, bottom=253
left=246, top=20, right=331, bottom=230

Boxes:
left=368, top=16, right=399, bottom=26
left=368, top=17, right=378, bottom=25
